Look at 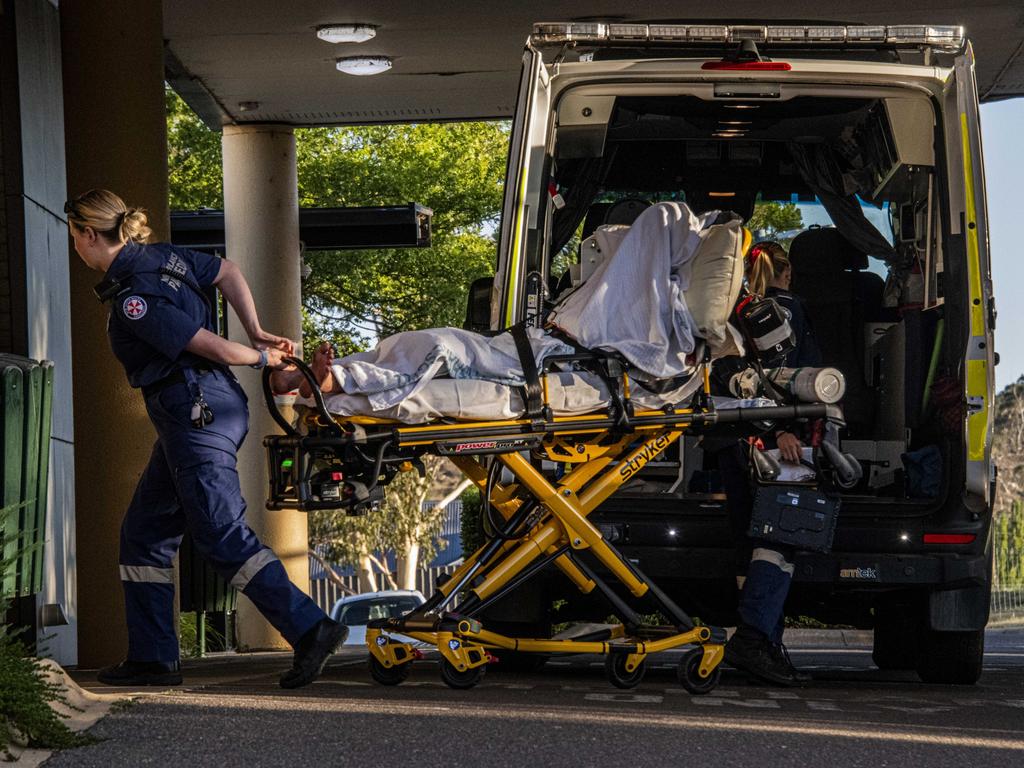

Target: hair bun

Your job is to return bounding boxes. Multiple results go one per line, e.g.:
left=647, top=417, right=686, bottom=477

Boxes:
left=120, top=206, right=153, bottom=244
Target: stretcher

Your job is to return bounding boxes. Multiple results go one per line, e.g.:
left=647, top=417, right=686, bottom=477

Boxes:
left=262, top=351, right=846, bottom=693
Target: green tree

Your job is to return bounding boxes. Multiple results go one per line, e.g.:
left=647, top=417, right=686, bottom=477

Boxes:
left=166, top=89, right=223, bottom=210
left=166, top=89, right=508, bottom=350
left=297, top=123, right=507, bottom=348
left=307, top=456, right=455, bottom=592
left=747, top=200, right=803, bottom=238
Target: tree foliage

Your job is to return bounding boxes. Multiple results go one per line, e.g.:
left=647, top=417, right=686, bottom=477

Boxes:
left=992, top=376, right=1024, bottom=517
left=747, top=201, right=803, bottom=238
left=298, top=123, right=507, bottom=348
left=166, top=89, right=223, bottom=211
left=991, top=378, right=1024, bottom=590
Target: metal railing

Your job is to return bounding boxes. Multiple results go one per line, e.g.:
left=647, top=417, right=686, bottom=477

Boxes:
left=992, top=535, right=1024, bottom=622
left=311, top=563, right=462, bottom=614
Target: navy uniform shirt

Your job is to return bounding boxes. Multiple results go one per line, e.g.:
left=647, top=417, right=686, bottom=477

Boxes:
left=103, top=241, right=223, bottom=388
left=766, top=287, right=822, bottom=368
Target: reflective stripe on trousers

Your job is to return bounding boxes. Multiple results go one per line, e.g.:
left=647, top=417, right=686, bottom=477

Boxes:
left=120, top=564, right=175, bottom=583
left=230, top=548, right=279, bottom=591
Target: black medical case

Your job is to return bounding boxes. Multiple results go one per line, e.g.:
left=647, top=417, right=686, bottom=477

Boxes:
left=749, top=485, right=840, bottom=553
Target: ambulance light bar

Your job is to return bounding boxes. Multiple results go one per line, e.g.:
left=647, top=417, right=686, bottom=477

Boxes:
left=531, top=23, right=965, bottom=50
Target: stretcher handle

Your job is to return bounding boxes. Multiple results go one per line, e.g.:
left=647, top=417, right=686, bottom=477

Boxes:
left=260, top=356, right=343, bottom=437
left=713, top=402, right=845, bottom=426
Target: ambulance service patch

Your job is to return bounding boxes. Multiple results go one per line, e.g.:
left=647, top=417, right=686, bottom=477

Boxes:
left=123, top=296, right=148, bottom=320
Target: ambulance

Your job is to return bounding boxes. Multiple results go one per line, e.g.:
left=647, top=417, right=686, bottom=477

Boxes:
left=467, top=22, right=996, bottom=683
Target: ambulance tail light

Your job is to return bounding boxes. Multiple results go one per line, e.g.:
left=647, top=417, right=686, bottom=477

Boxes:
left=701, top=61, right=791, bottom=71
left=923, top=533, right=977, bottom=545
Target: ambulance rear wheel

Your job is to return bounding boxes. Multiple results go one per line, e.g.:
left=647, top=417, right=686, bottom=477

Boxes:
left=605, top=654, right=646, bottom=689
left=678, top=648, right=721, bottom=695
left=368, top=656, right=411, bottom=686
left=440, top=659, right=485, bottom=690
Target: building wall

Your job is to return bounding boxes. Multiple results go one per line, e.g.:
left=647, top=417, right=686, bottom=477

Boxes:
left=1, top=0, right=76, bottom=664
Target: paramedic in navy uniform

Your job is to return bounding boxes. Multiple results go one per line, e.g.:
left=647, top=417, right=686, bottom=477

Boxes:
left=66, top=189, right=346, bottom=688
left=721, top=240, right=819, bottom=687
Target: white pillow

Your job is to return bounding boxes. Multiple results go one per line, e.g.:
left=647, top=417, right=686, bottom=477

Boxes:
left=682, top=220, right=744, bottom=357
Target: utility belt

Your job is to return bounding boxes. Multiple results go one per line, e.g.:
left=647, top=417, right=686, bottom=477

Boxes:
left=142, top=363, right=223, bottom=398
left=143, top=363, right=226, bottom=428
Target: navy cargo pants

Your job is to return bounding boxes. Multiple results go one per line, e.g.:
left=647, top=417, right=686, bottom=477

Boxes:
left=120, top=368, right=324, bottom=663
left=719, top=441, right=793, bottom=643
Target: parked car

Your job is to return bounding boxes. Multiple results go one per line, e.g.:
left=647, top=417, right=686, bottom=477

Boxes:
left=329, top=590, right=426, bottom=646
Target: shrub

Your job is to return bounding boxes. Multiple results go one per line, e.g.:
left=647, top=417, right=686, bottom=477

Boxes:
left=1, top=506, right=94, bottom=757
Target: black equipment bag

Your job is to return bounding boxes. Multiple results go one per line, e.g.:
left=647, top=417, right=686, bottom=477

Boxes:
left=733, top=294, right=796, bottom=366
left=749, top=485, right=839, bottom=553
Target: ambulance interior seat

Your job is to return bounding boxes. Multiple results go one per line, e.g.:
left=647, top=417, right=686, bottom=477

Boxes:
left=580, top=197, right=650, bottom=239
left=552, top=197, right=652, bottom=299
left=788, top=227, right=878, bottom=431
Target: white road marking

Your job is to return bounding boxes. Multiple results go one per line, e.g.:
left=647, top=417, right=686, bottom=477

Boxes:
left=585, top=693, right=664, bottom=704
left=806, top=700, right=841, bottom=711
left=691, top=697, right=781, bottom=709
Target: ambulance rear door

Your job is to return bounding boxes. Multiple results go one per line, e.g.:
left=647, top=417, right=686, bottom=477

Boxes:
left=948, top=40, right=996, bottom=506
left=493, top=44, right=552, bottom=329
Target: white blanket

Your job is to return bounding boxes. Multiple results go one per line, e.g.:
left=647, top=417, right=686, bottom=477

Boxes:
left=315, top=201, right=728, bottom=421
left=329, top=326, right=573, bottom=412
left=548, top=201, right=721, bottom=379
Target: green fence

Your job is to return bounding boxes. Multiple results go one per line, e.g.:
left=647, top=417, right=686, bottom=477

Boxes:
left=0, top=355, right=54, bottom=598
left=178, top=533, right=236, bottom=614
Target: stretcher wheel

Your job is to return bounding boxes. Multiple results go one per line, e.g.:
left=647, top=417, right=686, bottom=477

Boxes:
left=440, top=658, right=486, bottom=690
left=605, top=654, right=646, bottom=689
left=678, top=648, right=720, bottom=695
left=368, top=656, right=412, bottom=686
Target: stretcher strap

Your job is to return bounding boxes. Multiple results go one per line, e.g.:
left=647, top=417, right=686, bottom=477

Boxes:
left=509, top=321, right=544, bottom=420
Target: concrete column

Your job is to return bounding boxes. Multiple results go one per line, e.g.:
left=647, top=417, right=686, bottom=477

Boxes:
left=222, top=125, right=309, bottom=651
left=60, top=0, right=168, bottom=667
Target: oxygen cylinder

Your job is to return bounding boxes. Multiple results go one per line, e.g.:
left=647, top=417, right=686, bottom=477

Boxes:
left=764, top=367, right=846, bottom=403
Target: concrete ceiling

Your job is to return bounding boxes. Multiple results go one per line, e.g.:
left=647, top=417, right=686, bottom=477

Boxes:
left=163, top=2, right=1024, bottom=129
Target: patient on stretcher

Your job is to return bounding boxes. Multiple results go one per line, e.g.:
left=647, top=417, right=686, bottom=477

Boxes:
left=270, top=202, right=748, bottom=422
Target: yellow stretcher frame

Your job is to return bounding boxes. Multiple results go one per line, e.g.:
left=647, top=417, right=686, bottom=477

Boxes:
left=262, top=359, right=842, bottom=692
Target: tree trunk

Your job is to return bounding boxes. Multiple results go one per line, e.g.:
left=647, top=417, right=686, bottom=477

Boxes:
left=357, top=555, right=377, bottom=593
left=397, top=542, right=420, bottom=591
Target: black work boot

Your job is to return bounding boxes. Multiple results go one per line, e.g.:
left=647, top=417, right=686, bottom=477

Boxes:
left=724, top=624, right=796, bottom=687
left=97, top=659, right=183, bottom=687
left=279, top=618, right=348, bottom=689
left=771, top=642, right=812, bottom=684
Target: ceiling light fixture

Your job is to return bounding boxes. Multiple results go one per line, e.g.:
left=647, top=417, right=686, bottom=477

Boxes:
left=317, top=24, right=377, bottom=44
left=335, top=56, right=393, bottom=76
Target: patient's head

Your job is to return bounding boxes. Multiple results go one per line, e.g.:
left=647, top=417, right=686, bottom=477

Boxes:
left=745, top=240, right=790, bottom=296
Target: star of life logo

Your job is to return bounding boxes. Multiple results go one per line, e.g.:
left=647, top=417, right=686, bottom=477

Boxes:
left=123, top=296, right=148, bottom=320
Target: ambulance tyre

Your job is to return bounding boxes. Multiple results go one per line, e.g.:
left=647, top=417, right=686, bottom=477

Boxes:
left=368, top=655, right=411, bottom=686
left=440, top=658, right=485, bottom=690
left=677, top=648, right=721, bottom=695
left=915, top=628, right=984, bottom=685
left=605, top=654, right=646, bottom=689
left=872, top=607, right=918, bottom=671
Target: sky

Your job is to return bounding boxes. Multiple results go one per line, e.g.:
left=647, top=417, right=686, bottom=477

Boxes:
left=981, top=99, right=1023, bottom=391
